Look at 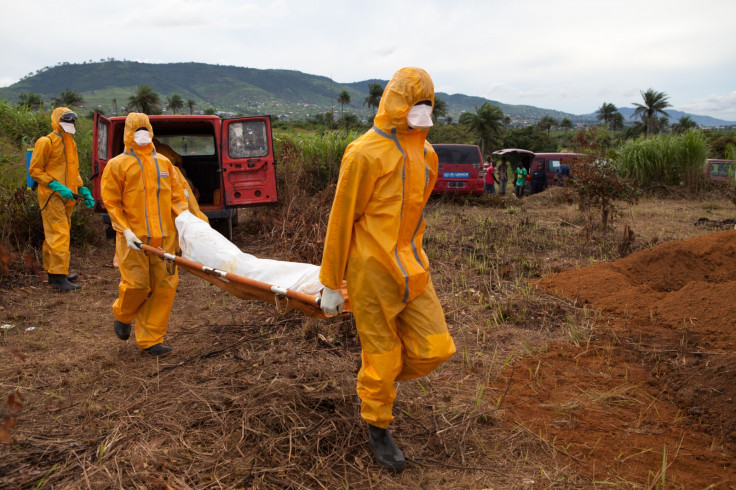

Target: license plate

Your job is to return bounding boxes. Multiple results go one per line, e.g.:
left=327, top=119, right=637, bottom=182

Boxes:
left=448, top=181, right=466, bottom=188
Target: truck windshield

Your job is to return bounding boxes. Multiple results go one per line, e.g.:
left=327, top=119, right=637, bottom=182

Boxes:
left=156, top=135, right=215, bottom=156
left=435, top=146, right=481, bottom=166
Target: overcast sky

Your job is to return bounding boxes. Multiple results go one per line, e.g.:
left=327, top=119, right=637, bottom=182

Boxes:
left=2, top=0, right=735, bottom=121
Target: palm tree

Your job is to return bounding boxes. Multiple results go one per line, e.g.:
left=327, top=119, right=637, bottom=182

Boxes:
left=127, top=85, right=162, bottom=114
left=432, top=97, right=448, bottom=123
left=337, top=90, right=351, bottom=119
left=18, top=92, right=44, bottom=111
left=596, top=102, right=618, bottom=126
left=458, top=103, right=505, bottom=155
left=51, top=88, right=84, bottom=108
left=187, top=99, right=196, bottom=115
left=167, top=94, right=184, bottom=114
left=363, top=83, right=383, bottom=119
left=672, top=115, right=697, bottom=134
left=560, top=117, right=573, bottom=132
left=632, top=88, right=671, bottom=138
left=537, top=116, right=557, bottom=136
left=612, top=112, right=624, bottom=135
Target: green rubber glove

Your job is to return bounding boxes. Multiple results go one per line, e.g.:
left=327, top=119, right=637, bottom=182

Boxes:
left=78, top=186, right=95, bottom=209
left=48, top=180, right=74, bottom=200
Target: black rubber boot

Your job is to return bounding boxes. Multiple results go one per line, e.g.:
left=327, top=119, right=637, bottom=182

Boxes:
left=49, top=273, right=81, bottom=292
left=143, top=344, right=172, bottom=356
left=113, top=320, right=131, bottom=340
left=67, top=272, right=79, bottom=282
left=368, top=425, right=406, bottom=472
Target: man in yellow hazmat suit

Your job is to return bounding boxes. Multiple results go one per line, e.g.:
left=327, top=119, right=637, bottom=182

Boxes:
left=101, top=113, right=189, bottom=356
left=29, top=107, right=95, bottom=292
left=319, top=67, right=456, bottom=471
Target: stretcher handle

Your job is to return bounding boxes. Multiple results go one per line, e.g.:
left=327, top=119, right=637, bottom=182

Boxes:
left=139, top=244, right=322, bottom=311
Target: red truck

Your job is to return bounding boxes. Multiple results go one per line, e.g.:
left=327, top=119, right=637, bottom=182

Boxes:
left=91, top=114, right=277, bottom=239
left=531, top=152, right=583, bottom=186
left=431, top=144, right=484, bottom=195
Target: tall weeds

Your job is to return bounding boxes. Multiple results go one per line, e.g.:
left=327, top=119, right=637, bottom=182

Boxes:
left=617, top=130, right=708, bottom=191
left=251, top=130, right=360, bottom=263
left=0, top=101, right=50, bottom=148
left=274, top=129, right=360, bottom=192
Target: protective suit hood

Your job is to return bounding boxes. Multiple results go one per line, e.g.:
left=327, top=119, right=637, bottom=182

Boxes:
left=51, top=107, right=73, bottom=133
left=123, top=113, right=154, bottom=151
left=373, top=67, right=434, bottom=132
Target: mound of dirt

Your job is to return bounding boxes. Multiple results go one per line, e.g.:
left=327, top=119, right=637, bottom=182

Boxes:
left=539, top=229, right=736, bottom=447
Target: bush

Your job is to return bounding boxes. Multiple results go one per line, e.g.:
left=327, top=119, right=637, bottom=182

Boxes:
left=568, top=127, right=640, bottom=234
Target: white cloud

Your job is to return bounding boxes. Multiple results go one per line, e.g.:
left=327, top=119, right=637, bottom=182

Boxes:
left=676, top=92, right=736, bottom=122
left=0, top=0, right=734, bottom=120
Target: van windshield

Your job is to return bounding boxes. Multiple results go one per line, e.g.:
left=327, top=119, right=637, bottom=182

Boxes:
left=711, top=162, right=732, bottom=177
left=156, top=135, right=215, bottom=156
left=435, top=146, right=481, bottom=166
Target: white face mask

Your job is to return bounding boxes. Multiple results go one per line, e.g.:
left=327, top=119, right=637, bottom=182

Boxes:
left=407, top=104, right=433, bottom=129
left=59, top=122, right=76, bottom=134
left=134, top=130, right=152, bottom=146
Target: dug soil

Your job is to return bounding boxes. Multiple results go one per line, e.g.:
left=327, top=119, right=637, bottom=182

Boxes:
left=1, top=204, right=736, bottom=488
left=514, top=228, right=736, bottom=487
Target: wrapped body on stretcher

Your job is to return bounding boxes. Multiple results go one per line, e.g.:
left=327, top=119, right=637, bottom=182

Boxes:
left=175, top=210, right=339, bottom=311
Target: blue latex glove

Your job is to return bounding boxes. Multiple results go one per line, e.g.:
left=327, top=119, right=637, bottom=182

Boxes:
left=48, top=180, right=74, bottom=200
left=78, top=186, right=95, bottom=209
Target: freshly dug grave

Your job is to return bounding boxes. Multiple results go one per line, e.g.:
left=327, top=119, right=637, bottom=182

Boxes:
left=503, top=229, right=736, bottom=487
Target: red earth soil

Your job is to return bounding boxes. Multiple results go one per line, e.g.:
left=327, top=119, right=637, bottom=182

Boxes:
left=498, top=229, right=736, bottom=487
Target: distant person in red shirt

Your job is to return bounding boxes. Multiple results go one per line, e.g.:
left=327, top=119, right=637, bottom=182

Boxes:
left=483, top=157, right=497, bottom=194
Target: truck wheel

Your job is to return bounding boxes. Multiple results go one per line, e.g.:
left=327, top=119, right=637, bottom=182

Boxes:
left=105, top=225, right=116, bottom=240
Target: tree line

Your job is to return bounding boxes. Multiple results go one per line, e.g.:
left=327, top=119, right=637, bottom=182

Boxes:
left=12, top=84, right=733, bottom=160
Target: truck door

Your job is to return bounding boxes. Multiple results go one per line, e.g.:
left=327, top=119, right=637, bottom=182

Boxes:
left=91, top=112, right=112, bottom=210
left=220, top=116, right=277, bottom=207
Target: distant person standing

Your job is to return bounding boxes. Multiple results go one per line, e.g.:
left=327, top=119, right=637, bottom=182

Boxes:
left=514, top=165, right=528, bottom=198
left=496, top=159, right=508, bottom=195
left=483, top=157, right=497, bottom=194
left=530, top=163, right=548, bottom=195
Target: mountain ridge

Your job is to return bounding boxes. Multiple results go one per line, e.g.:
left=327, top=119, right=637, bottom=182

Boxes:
left=1, top=61, right=733, bottom=127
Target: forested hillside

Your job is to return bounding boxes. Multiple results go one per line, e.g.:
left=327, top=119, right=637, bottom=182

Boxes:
left=0, top=61, right=593, bottom=123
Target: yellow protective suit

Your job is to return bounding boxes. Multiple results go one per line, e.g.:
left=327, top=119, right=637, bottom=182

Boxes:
left=28, top=107, right=84, bottom=275
left=101, top=113, right=189, bottom=349
left=153, top=140, right=208, bottom=222
left=172, top=166, right=208, bottom=223
left=319, top=68, right=456, bottom=428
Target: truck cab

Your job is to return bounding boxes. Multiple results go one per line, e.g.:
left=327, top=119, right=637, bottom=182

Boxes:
left=91, top=113, right=277, bottom=240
